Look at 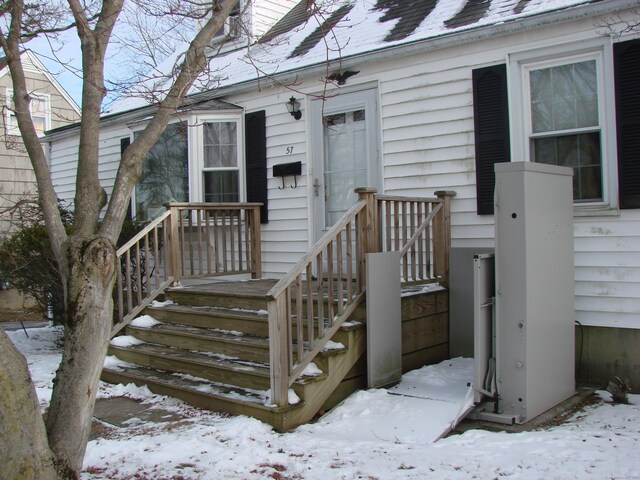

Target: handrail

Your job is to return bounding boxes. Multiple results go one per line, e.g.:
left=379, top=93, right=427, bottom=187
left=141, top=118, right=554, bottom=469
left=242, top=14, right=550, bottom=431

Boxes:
left=112, top=202, right=263, bottom=337
left=166, top=202, right=263, bottom=281
left=266, top=189, right=455, bottom=407
left=112, top=211, right=175, bottom=337
left=399, top=203, right=442, bottom=257
left=116, top=210, right=171, bottom=256
left=377, top=191, right=455, bottom=284
left=266, top=198, right=369, bottom=406
left=266, top=199, right=367, bottom=300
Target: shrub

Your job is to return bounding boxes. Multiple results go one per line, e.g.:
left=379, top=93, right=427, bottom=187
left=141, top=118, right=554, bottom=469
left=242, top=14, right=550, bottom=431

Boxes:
left=0, top=198, right=148, bottom=325
left=0, top=199, right=71, bottom=322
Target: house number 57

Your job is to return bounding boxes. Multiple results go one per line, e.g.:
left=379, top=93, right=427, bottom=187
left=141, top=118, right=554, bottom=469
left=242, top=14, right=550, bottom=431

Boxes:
left=286, top=146, right=294, bottom=155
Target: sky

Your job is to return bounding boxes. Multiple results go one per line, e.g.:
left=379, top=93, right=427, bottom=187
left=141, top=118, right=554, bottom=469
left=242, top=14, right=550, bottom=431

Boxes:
left=28, top=30, right=84, bottom=106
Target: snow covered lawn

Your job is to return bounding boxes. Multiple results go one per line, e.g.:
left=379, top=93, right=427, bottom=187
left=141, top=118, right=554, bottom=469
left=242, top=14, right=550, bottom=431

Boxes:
left=7, top=326, right=640, bottom=479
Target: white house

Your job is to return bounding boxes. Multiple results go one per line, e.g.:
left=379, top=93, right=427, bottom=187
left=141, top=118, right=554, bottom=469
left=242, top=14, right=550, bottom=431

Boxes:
left=45, top=0, right=640, bottom=389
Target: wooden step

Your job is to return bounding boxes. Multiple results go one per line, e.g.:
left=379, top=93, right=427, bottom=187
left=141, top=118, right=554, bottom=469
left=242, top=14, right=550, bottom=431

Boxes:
left=125, top=322, right=353, bottom=366
left=100, top=364, right=302, bottom=431
left=107, top=342, right=326, bottom=396
left=125, top=323, right=271, bottom=363
left=165, top=279, right=276, bottom=311
left=146, top=304, right=270, bottom=336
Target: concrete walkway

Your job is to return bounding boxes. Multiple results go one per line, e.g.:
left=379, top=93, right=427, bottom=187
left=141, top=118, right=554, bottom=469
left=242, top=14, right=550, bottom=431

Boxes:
left=1, top=320, right=50, bottom=332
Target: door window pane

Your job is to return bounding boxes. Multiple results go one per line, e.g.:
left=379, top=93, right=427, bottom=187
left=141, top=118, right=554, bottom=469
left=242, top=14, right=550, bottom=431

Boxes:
left=135, top=123, right=189, bottom=219
left=323, top=109, right=367, bottom=226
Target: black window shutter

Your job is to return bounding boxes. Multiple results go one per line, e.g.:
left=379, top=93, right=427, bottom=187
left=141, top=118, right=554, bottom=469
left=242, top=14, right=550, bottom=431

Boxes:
left=472, top=64, right=511, bottom=215
left=245, top=110, right=268, bottom=223
left=614, top=39, right=640, bottom=209
left=120, top=137, right=130, bottom=155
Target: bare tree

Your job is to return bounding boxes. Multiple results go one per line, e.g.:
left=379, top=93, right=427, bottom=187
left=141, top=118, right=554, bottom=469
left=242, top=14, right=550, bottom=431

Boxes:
left=0, top=0, right=248, bottom=477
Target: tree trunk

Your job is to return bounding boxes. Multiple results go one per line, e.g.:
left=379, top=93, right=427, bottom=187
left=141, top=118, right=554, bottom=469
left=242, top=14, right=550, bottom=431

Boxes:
left=45, top=237, right=116, bottom=478
left=0, top=331, right=57, bottom=479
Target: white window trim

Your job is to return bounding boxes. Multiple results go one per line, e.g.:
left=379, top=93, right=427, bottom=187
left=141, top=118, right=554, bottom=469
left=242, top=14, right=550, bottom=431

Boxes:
left=189, top=112, right=245, bottom=204
left=5, top=88, right=51, bottom=137
left=508, top=38, right=618, bottom=212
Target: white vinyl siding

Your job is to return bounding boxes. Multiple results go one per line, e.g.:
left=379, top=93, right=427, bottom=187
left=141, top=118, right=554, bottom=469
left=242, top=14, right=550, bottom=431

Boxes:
left=48, top=8, right=640, bottom=329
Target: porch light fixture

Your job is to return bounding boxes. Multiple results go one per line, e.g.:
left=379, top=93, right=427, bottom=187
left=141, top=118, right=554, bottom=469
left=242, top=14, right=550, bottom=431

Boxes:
left=286, top=96, right=302, bottom=120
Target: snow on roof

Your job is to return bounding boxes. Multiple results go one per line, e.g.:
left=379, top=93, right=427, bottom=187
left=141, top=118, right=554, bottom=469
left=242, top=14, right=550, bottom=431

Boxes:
left=107, top=0, right=604, bottom=115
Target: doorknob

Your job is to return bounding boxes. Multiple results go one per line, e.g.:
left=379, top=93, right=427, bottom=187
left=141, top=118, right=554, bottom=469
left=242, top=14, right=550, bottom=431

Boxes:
left=313, top=178, right=321, bottom=197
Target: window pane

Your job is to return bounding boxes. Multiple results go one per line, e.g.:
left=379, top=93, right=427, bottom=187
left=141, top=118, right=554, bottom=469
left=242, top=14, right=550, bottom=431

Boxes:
left=135, top=123, right=189, bottom=219
left=533, top=132, right=602, bottom=201
left=204, top=122, right=237, bottom=168
left=204, top=171, right=239, bottom=203
left=530, top=60, right=598, bottom=133
left=33, top=116, right=46, bottom=134
left=31, top=96, right=47, bottom=135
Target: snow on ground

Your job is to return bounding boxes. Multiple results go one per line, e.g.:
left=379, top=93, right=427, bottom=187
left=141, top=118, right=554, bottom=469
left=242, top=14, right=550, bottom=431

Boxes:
left=7, top=325, right=640, bottom=479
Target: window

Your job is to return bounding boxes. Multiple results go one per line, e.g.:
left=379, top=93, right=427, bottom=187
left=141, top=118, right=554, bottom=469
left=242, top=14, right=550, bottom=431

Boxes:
left=202, top=121, right=239, bottom=202
left=132, top=111, right=265, bottom=221
left=526, top=58, right=603, bottom=202
left=5, top=89, right=50, bottom=136
left=135, top=122, right=189, bottom=220
left=208, top=0, right=242, bottom=42
left=509, top=39, right=618, bottom=209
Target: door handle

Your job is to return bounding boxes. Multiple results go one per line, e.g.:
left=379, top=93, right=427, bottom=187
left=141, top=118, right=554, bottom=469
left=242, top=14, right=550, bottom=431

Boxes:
left=313, top=178, right=321, bottom=197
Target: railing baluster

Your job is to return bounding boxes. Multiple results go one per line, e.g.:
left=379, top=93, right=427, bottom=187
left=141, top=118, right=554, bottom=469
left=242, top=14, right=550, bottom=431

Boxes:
left=306, top=263, right=314, bottom=345
left=125, top=253, right=133, bottom=315
left=296, top=274, right=304, bottom=363
left=204, top=211, right=212, bottom=275
left=179, top=211, right=186, bottom=277
left=230, top=209, right=236, bottom=271
left=117, top=264, right=124, bottom=323
left=135, top=243, right=142, bottom=306
left=316, top=254, right=324, bottom=334
left=346, top=223, right=353, bottom=300
left=221, top=210, right=228, bottom=272
left=336, top=231, right=344, bottom=315
left=143, top=234, right=151, bottom=295
left=327, top=241, right=334, bottom=328
left=197, top=209, right=203, bottom=276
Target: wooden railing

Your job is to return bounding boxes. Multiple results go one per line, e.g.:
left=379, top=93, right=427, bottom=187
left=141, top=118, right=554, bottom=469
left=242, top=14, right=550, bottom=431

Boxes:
left=265, top=188, right=454, bottom=406
left=111, top=202, right=262, bottom=336
left=377, top=190, right=456, bottom=286
left=165, top=203, right=262, bottom=281
left=265, top=196, right=370, bottom=407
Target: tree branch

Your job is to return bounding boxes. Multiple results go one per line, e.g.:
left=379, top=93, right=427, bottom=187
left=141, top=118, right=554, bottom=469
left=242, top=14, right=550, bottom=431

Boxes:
left=100, top=0, right=241, bottom=239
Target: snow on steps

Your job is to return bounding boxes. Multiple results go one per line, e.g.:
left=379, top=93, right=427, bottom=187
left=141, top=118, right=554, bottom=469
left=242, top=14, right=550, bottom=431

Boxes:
left=102, top=287, right=366, bottom=431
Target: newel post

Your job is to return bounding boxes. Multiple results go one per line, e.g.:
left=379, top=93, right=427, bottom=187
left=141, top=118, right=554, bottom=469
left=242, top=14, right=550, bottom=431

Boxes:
left=433, top=191, right=456, bottom=288
left=267, top=294, right=290, bottom=407
left=250, top=206, right=262, bottom=279
left=355, top=188, right=379, bottom=289
left=165, top=203, right=181, bottom=285
left=356, top=188, right=380, bottom=254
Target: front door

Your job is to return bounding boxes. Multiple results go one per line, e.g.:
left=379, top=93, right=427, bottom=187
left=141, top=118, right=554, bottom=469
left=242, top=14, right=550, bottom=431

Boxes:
left=311, top=89, right=380, bottom=240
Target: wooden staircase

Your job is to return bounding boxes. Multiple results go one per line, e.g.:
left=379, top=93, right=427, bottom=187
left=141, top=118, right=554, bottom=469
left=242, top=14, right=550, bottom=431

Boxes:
left=102, top=279, right=366, bottom=431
